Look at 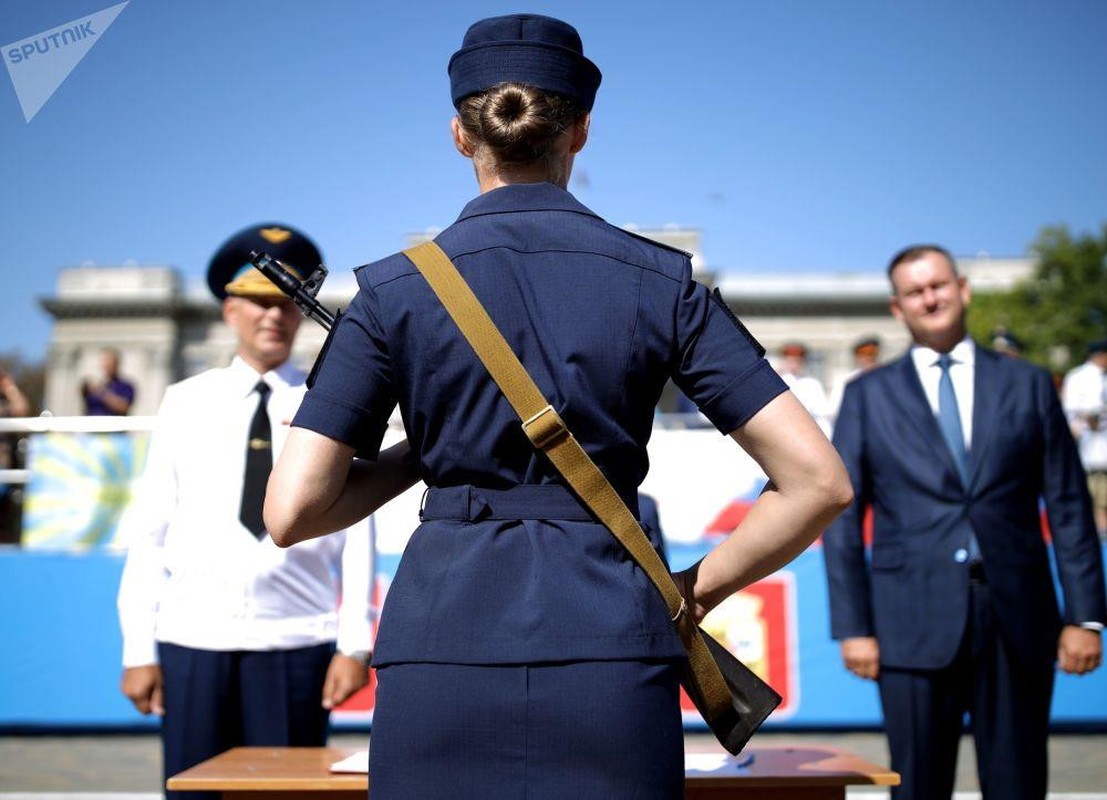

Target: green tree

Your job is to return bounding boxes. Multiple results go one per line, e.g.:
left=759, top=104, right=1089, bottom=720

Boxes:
left=968, top=223, right=1107, bottom=374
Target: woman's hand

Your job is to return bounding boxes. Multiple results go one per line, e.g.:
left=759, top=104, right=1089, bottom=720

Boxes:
left=672, top=566, right=707, bottom=625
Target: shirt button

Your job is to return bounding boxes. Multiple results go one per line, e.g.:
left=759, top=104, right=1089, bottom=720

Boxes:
left=954, top=548, right=969, bottom=563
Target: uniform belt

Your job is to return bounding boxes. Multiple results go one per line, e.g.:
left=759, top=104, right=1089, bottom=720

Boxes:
left=420, top=484, right=637, bottom=522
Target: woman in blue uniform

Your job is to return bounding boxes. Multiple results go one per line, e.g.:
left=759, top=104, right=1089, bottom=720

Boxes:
left=266, top=13, right=851, bottom=798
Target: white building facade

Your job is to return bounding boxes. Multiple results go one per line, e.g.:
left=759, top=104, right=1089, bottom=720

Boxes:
left=38, top=233, right=1032, bottom=417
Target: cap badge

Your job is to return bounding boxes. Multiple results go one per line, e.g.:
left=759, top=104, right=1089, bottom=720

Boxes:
left=259, top=227, right=292, bottom=244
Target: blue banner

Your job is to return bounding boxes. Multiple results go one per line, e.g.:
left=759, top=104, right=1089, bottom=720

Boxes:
left=1, top=545, right=1102, bottom=729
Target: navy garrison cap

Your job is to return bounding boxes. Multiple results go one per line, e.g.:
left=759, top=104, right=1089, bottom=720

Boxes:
left=448, top=13, right=602, bottom=110
left=206, top=223, right=322, bottom=300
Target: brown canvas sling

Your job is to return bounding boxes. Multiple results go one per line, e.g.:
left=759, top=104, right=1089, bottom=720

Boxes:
left=404, top=240, right=780, bottom=754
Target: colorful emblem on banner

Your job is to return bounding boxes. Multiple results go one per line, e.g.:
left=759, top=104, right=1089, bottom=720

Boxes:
left=21, top=431, right=149, bottom=548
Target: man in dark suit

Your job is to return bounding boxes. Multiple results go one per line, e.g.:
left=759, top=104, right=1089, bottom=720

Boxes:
left=824, top=244, right=1105, bottom=800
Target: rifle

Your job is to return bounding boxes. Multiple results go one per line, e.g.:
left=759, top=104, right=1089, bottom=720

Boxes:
left=249, top=250, right=338, bottom=331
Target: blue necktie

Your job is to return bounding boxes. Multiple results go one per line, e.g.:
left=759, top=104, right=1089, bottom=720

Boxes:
left=936, top=354, right=980, bottom=561
left=936, top=354, right=968, bottom=484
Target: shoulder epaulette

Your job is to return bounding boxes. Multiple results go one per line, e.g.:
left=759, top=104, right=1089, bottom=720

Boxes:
left=617, top=226, right=693, bottom=258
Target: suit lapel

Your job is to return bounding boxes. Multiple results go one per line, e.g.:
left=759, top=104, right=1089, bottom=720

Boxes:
left=885, top=354, right=963, bottom=483
left=968, top=346, right=1001, bottom=486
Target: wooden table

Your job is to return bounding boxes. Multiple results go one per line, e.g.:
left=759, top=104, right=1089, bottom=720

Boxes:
left=168, top=745, right=899, bottom=799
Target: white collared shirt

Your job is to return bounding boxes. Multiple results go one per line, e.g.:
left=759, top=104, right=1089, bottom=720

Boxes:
left=117, top=357, right=374, bottom=667
left=910, top=338, right=976, bottom=449
left=1061, top=360, right=1106, bottom=419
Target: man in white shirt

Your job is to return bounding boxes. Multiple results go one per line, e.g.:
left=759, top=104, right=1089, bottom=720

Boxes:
left=117, top=224, right=372, bottom=799
left=1062, top=339, right=1107, bottom=437
left=1062, top=341, right=1107, bottom=536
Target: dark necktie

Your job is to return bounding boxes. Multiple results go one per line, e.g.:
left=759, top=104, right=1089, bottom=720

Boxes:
left=936, top=354, right=980, bottom=561
left=239, top=380, right=272, bottom=538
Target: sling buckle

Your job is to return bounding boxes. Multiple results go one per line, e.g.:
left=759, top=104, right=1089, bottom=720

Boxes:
left=522, top=405, right=569, bottom=450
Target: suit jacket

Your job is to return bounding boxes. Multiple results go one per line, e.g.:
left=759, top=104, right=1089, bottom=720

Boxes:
left=824, top=345, right=1106, bottom=670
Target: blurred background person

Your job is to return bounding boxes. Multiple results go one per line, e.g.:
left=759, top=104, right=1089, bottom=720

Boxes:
left=850, top=335, right=882, bottom=371
left=1062, top=338, right=1107, bottom=437
left=830, top=335, right=882, bottom=422
left=776, top=341, right=832, bottom=434
left=1, top=370, right=31, bottom=419
left=1063, top=339, right=1107, bottom=538
left=0, top=369, right=32, bottom=545
left=1076, top=406, right=1107, bottom=540
left=81, top=347, right=136, bottom=415
left=989, top=325, right=1024, bottom=358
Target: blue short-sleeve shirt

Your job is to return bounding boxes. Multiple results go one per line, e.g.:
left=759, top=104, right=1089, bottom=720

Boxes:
left=295, top=182, right=785, bottom=666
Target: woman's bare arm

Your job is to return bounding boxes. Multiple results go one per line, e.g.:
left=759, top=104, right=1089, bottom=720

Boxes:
left=265, top=428, right=420, bottom=547
left=674, top=391, right=853, bottom=621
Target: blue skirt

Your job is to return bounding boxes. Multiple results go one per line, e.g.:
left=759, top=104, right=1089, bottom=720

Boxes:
left=369, top=659, right=684, bottom=799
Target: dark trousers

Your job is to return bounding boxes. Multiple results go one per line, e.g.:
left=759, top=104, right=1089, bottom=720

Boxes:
left=158, top=640, right=335, bottom=800
left=370, top=659, right=685, bottom=799
left=878, top=577, right=1055, bottom=800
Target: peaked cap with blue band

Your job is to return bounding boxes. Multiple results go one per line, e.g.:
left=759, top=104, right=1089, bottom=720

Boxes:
left=206, top=222, right=322, bottom=300
left=448, top=13, right=602, bottom=110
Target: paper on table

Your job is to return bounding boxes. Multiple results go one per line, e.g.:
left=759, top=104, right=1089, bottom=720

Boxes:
left=330, top=750, right=369, bottom=773
left=332, top=748, right=751, bottom=775
left=684, top=751, right=755, bottom=775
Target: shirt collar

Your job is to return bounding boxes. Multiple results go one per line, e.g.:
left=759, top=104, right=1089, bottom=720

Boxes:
left=911, top=337, right=976, bottom=372
left=229, top=356, right=299, bottom=397
left=455, top=182, right=602, bottom=223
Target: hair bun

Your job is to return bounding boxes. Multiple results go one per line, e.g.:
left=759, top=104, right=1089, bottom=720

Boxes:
left=468, top=83, right=578, bottom=164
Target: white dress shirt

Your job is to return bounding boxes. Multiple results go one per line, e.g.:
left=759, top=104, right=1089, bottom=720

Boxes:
left=1061, top=360, right=1106, bottom=440
left=117, top=357, right=374, bottom=667
left=1062, top=360, right=1106, bottom=418
left=910, top=338, right=975, bottom=450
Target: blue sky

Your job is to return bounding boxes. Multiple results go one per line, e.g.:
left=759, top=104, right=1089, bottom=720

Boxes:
left=2, top=0, right=1105, bottom=362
